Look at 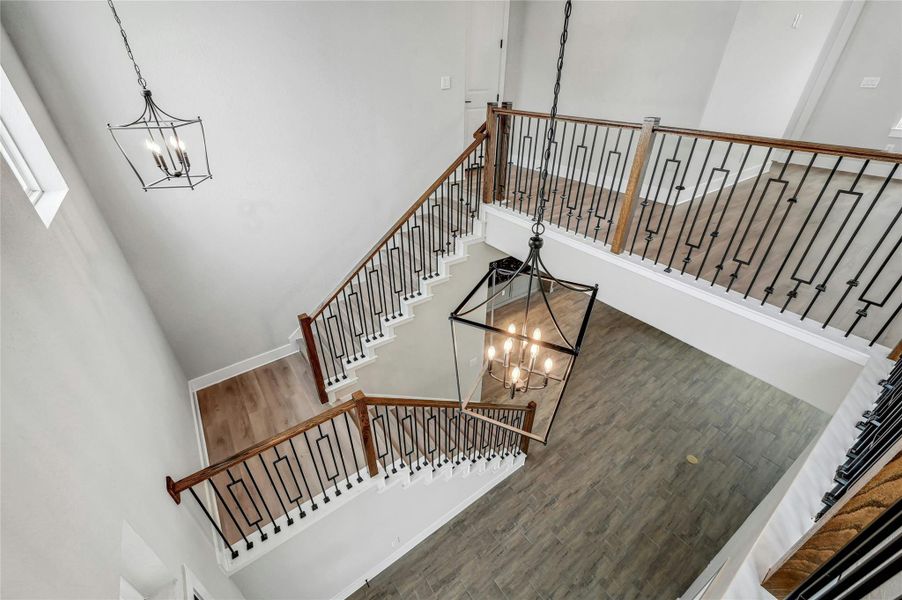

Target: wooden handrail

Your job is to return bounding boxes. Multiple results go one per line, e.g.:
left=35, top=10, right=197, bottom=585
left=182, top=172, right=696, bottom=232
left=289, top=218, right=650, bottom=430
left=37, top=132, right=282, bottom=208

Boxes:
left=310, top=128, right=488, bottom=319
left=494, top=107, right=642, bottom=131
left=363, top=395, right=533, bottom=411
left=166, top=392, right=533, bottom=503
left=495, top=107, right=902, bottom=163
left=167, top=399, right=358, bottom=503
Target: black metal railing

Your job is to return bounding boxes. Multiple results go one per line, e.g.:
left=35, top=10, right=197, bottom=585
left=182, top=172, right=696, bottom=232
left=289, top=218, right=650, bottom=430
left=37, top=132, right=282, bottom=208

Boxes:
left=304, top=134, right=487, bottom=392
left=364, top=398, right=531, bottom=477
left=489, top=107, right=902, bottom=348
left=490, top=110, right=640, bottom=247
left=166, top=395, right=534, bottom=561
left=818, top=357, right=902, bottom=519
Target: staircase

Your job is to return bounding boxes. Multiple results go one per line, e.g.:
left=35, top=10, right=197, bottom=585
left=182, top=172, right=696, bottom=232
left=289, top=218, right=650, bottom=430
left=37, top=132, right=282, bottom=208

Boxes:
left=167, top=105, right=901, bottom=598
left=167, top=393, right=535, bottom=572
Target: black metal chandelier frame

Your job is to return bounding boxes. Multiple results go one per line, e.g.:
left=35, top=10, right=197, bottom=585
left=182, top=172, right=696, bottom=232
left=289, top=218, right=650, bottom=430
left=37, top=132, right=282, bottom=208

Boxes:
left=450, top=243, right=597, bottom=443
left=105, top=0, right=211, bottom=191
left=450, top=0, right=595, bottom=445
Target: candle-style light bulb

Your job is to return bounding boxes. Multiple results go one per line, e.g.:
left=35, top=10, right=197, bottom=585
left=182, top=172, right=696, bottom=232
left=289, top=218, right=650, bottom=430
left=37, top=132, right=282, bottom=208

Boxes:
left=487, top=346, right=496, bottom=360
left=503, top=338, right=513, bottom=354
left=532, top=328, right=541, bottom=340
left=507, top=323, right=517, bottom=335
left=146, top=139, right=164, bottom=169
left=543, top=357, right=553, bottom=374
left=530, top=343, right=539, bottom=357
left=511, top=366, right=521, bottom=382
left=168, top=134, right=187, bottom=152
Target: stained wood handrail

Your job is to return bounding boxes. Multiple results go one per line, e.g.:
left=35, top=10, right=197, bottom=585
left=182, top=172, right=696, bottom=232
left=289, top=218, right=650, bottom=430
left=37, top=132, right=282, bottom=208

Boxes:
left=167, top=393, right=533, bottom=503
left=363, top=395, right=533, bottom=411
left=167, top=399, right=358, bottom=502
left=495, top=107, right=902, bottom=163
left=310, top=128, right=488, bottom=319
left=493, top=107, right=643, bottom=131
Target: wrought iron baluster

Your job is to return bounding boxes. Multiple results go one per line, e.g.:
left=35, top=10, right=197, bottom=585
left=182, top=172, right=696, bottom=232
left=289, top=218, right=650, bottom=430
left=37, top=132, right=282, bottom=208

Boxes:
left=189, top=487, right=239, bottom=559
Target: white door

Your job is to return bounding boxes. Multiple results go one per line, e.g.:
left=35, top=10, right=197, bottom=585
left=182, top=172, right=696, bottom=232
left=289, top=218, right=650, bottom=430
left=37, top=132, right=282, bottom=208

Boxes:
left=464, top=1, right=508, bottom=143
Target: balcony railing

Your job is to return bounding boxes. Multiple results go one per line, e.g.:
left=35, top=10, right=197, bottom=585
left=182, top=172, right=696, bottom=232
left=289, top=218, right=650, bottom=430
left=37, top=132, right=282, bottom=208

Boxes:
left=486, top=104, right=902, bottom=350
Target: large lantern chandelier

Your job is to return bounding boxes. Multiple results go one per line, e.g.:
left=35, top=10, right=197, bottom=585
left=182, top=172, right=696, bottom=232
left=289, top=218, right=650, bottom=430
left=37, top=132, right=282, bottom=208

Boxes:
left=105, top=0, right=211, bottom=191
left=451, top=0, right=597, bottom=445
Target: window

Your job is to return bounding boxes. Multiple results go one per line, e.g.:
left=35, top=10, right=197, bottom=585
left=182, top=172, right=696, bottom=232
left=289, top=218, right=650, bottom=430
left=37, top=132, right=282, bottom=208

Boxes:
left=0, top=66, right=68, bottom=227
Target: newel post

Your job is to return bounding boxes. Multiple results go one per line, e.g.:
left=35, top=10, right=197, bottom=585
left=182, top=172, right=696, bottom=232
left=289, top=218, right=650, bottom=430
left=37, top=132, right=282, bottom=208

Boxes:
left=520, top=401, right=537, bottom=454
left=889, top=339, right=902, bottom=361
left=298, top=313, right=329, bottom=405
left=482, top=102, right=498, bottom=203
left=352, top=391, right=379, bottom=478
left=610, top=116, right=660, bottom=254
left=493, top=101, right=513, bottom=202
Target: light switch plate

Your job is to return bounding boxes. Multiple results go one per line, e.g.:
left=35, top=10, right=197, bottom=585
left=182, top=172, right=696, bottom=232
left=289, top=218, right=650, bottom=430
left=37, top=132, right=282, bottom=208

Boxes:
left=440, top=76, right=451, bottom=90
left=860, top=77, right=880, bottom=88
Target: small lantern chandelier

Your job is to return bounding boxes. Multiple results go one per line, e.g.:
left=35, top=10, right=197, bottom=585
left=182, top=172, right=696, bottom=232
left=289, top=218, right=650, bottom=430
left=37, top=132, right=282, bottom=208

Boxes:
left=105, top=0, right=211, bottom=191
left=450, top=0, right=596, bottom=445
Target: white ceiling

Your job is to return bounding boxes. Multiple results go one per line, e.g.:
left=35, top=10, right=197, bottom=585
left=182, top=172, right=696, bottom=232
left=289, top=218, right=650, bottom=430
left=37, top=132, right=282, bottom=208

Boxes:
left=1, top=1, right=472, bottom=378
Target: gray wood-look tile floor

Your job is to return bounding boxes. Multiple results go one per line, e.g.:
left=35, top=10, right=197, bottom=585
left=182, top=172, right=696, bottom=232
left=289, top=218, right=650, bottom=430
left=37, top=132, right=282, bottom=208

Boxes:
left=349, top=301, right=829, bottom=600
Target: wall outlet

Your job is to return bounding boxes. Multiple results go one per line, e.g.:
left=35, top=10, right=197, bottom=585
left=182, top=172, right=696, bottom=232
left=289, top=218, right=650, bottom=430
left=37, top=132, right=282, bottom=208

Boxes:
left=440, top=76, right=451, bottom=90
left=860, top=77, right=880, bottom=89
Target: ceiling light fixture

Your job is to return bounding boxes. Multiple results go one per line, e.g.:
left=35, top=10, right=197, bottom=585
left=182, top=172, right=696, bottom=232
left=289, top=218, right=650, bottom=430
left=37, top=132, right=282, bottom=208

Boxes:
left=450, top=0, right=596, bottom=445
left=105, top=0, right=211, bottom=191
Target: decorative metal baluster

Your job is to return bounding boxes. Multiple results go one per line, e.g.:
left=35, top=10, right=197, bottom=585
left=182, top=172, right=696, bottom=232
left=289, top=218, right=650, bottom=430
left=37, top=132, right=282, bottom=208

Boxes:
left=287, top=438, right=319, bottom=510
left=750, top=153, right=818, bottom=302
left=243, top=462, right=279, bottom=535
left=189, top=487, right=239, bottom=559
left=799, top=160, right=870, bottom=319
left=329, top=419, right=353, bottom=490
left=258, top=452, right=292, bottom=528
left=342, top=411, right=364, bottom=483
left=269, top=446, right=306, bottom=521
left=629, top=133, right=667, bottom=255
left=312, top=319, right=338, bottom=386
left=225, top=468, right=267, bottom=541
left=695, top=144, right=753, bottom=279
left=210, top=478, right=254, bottom=551
left=654, top=137, right=700, bottom=267
left=303, top=430, right=331, bottom=502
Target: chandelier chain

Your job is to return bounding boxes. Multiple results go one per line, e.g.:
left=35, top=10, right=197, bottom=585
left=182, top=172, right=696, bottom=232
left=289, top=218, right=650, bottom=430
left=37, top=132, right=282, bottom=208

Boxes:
left=532, top=0, right=572, bottom=237
left=107, top=0, right=148, bottom=90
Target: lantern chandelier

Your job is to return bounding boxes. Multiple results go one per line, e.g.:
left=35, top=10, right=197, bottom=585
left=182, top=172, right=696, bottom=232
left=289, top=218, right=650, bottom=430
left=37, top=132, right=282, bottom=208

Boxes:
left=450, top=0, right=597, bottom=445
left=105, top=0, right=211, bottom=191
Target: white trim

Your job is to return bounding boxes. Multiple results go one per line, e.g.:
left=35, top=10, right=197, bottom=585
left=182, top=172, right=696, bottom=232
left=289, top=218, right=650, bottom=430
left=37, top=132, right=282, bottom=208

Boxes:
left=0, top=66, right=68, bottom=227
left=187, top=342, right=299, bottom=393
left=182, top=565, right=215, bottom=600
left=332, top=455, right=524, bottom=599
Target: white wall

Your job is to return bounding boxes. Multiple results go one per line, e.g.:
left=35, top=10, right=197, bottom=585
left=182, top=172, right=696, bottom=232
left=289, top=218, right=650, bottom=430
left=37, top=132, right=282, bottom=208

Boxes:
left=801, top=0, right=902, bottom=150
left=350, top=241, right=505, bottom=400
left=699, top=1, right=846, bottom=138
left=484, top=205, right=869, bottom=414
left=0, top=1, right=478, bottom=379
left=0, top=30, right=242, bottom=600
left=504, top=1, right=741, bottom=126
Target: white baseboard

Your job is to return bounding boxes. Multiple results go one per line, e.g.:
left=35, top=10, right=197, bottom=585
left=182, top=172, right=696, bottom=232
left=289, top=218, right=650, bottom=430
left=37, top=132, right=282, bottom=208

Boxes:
left=332, top=456, right=525, bottom=599
left=188, top=342, right=300, bottom=393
